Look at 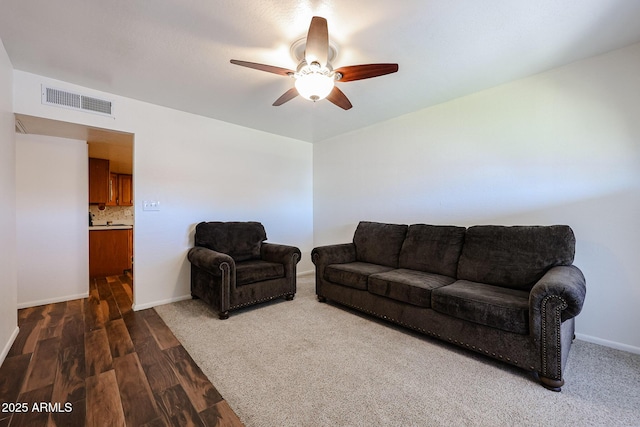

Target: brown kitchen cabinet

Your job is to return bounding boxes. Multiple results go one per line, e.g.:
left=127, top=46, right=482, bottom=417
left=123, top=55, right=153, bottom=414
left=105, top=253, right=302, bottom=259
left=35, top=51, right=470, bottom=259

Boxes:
left=89, top=228, right=133, bottom=277
left=107, top=172, right=118, bottom=206
left=127, top=228, right=133, bottom=273
left=106, top=173, right=133, bottom=206
left=89, top=157, right=109, bottom=204
left=118, top=174, right=133, bottom=206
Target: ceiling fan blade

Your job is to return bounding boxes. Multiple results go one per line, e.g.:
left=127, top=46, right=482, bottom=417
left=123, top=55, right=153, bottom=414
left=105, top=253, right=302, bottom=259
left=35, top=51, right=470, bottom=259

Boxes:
left=230, top=60, right=293, bottom=77
left=326, top=86, right=352, bottom=110
left=273, top=87, right=299, bottom=106
left=334, top=64, right=399, bottom=82
left=305, top=16, right=329, bottom=67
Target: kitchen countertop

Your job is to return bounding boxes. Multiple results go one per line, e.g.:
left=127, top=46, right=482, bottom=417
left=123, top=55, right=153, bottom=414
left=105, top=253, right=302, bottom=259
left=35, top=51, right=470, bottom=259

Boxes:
left=89, top=225, right=133, bottom=230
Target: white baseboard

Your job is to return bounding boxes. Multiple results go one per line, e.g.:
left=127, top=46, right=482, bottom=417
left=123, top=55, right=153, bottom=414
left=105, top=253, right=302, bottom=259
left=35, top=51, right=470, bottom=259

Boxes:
left=1, top=326, right=20, bottom=365
left=133, top=294, right=193, bottom=311
left=575, top=333, right=640, bottom=355
left=17, top=292, right=90, bottom=309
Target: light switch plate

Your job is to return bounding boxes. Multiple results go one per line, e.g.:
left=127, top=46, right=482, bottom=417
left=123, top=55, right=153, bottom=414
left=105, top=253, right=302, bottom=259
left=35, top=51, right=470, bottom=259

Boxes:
left=143, top=200, right=160, bottom=211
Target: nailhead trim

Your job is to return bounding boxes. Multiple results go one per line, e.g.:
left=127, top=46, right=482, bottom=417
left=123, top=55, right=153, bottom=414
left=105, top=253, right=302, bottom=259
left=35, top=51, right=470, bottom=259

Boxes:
left=223, top=253, right=298, bottom=312
left=229, top=292, right=293, bottom=311
left=540, top=295, right=568, bottom=377
left=220, top=262, right=230, bottom=310
left=322, top=296, right=524, bottom=368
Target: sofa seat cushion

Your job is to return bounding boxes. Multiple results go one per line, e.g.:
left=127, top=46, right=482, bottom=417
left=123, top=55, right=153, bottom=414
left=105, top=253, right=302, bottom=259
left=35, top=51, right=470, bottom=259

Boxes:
left=431, top=280, right=530, bottom=334
left=325, top=262, right=395, bottom=290
left=368, top=269, right=456, bottom=308
left=236, top=259, right=284, bottom=286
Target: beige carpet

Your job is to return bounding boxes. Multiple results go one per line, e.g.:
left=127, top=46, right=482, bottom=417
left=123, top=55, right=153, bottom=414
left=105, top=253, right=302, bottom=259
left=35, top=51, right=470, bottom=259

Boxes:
left=155, top=275, right=640, bottom=427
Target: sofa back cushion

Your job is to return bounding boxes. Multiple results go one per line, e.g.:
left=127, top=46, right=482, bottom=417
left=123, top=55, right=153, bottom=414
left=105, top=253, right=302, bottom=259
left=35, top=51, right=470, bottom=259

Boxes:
left=195, top=221, right=267, bottom=262
left=456, top=225, right=575, bottom=290
left=398, top=224, right=466, bottom=277
left=353, top=221, right=408, bottom=268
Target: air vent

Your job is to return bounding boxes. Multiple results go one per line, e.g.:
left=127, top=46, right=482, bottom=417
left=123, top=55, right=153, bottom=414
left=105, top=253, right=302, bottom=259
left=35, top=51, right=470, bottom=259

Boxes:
left=41, top=85, right=113, bottom=117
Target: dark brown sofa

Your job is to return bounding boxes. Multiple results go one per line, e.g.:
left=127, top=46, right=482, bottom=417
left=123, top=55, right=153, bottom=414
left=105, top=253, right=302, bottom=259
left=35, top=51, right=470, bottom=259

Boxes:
left=312, top=221, right=586, bottom=390
left=188, top=221, right=301, bottom=319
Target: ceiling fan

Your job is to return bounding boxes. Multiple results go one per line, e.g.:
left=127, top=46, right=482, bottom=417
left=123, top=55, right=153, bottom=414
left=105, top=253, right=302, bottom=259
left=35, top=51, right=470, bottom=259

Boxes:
left=230, top=16, right=398, bottom=110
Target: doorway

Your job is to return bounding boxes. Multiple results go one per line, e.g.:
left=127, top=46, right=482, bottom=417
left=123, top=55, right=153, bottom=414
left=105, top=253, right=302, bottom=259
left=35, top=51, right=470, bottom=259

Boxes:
left=15, top=113, right=135, bottom=309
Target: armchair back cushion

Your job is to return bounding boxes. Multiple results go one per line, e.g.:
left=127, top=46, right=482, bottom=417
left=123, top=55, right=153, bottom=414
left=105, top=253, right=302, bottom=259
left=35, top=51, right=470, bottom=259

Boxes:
left=398, top=224, right=466, bottom=277
left=456, top=225, right=575, bottom=291
left=353, top=221, right=408, bottom=268
left=194, top=221, right=267, bottom=262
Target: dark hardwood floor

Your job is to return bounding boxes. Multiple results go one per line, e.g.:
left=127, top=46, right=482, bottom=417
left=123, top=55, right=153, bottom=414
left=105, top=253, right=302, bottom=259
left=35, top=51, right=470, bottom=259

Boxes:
left=0, top=275, right=244, bottom=427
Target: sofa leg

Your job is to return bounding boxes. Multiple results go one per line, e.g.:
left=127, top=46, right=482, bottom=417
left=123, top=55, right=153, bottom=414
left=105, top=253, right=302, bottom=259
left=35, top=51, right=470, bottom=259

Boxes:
left=285, top=294, right=295, bottom=301
left=317, top=295, right=327, bottom=303
left=191, top=294, right=200, bottom=300
left=539, top=375, right=564, bottom=392
left=219, top=311, right=230, bottom=320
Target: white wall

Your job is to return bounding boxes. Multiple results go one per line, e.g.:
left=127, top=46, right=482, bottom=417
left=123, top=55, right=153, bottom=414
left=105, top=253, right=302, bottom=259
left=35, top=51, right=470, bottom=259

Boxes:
left=314, top=43, right=640, bottom=352
left=10, top=41, right=639, bottom=353
left=15, top=134, right=89, bottom=307
left=0, top=39, right=18, bottom=362
left=13, top=70, right=314, bottom=310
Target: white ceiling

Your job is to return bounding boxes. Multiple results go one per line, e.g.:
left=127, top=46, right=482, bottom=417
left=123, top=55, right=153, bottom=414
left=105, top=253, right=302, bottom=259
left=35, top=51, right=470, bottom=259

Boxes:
left=2, top=1, right=640, bottom=143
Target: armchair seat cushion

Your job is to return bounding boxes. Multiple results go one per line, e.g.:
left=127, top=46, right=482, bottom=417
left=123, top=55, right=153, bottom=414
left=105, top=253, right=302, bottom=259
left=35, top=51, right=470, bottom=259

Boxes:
left=325, top=262, right=394, bottom=290
left=236, top=260, right=285, bottom=286
left=431, top=280, right=530, bottom=334
left=368, top=269, right=455, bottom=308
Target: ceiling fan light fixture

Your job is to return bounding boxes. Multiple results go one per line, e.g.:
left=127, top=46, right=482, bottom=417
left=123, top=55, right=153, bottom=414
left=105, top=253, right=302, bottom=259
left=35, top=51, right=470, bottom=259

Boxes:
left=295, top=73, right=334, bottom=102
left=294, top=62, right=335, bottom=102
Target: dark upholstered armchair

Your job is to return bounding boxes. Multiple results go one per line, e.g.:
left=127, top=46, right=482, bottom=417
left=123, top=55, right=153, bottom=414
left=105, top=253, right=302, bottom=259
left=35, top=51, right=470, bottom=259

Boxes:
left=188, top=221, right=301, bottom=319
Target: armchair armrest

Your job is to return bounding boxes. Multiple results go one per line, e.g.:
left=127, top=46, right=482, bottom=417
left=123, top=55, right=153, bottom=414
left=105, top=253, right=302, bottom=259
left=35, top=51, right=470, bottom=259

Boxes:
left=187, top=246, right=235, bottom=275
left=530, top=265, right=586, bottom=323
left=311, top=243, right=357, bottom=267
left=261, top=243, right=301, bottom=266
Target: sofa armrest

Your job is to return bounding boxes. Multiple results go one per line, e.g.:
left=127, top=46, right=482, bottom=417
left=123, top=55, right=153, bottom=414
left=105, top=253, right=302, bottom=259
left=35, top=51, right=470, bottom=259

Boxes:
left=261, top=243, right=301, bottom=268
left=530, top=265, right=586, bottom=323
left=529, top=265, right=585, bottom=386
left=187, top=246, right=235, bottom=275
left=311, top=243, right=357, bottom=267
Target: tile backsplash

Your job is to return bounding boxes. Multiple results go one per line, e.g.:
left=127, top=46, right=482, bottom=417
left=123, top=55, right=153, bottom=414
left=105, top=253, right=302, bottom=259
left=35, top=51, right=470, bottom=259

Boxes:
left=90, top=205, right=134, bottom=225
